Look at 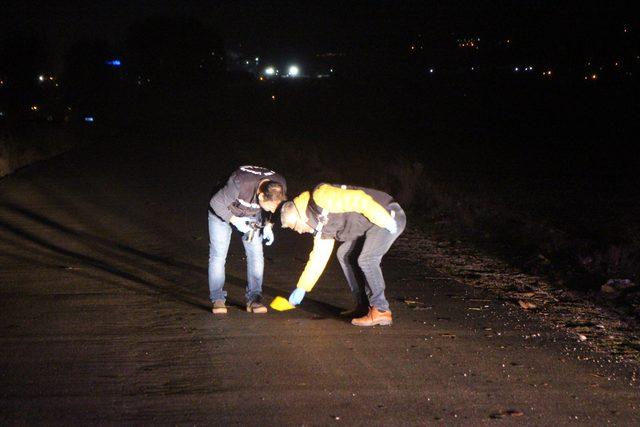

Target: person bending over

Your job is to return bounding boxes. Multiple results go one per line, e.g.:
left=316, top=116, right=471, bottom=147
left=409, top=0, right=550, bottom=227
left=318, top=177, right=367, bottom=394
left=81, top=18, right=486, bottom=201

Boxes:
left=280, top=183, right=405, bottom=326
left=208, top=166, right=287, bottom=314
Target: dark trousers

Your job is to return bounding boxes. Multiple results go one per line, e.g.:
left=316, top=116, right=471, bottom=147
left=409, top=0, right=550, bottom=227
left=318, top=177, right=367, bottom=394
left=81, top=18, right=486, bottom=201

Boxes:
left=335, top=203, right=406, bottom=311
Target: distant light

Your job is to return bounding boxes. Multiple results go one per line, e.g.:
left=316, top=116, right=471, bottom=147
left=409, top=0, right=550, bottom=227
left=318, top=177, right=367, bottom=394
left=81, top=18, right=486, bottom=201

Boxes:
left=591, top=74, right=598, bottom=80
left=288, top=65, right=300, bottom=77
left=271, top=95, right=276, bottom=101
left=264, top=67, right=275, bottom=76
left=255, top=57, right=259, bottom=61
left=106, top=59, right=121, bottom=67
left=429, top=68, right=434, bottom=73
left=30, top=105, right=39, bottom=111
left=84, top=116, right=94, bottom=122
left=0, top=111, right=5, bottom=117
left=38, top=75, right=45, bottom=82
left=259, top=76, right=265, bottom=81
left=514, top=67, right=519, bottom=72
left=330, top=68, right=334, bottom=73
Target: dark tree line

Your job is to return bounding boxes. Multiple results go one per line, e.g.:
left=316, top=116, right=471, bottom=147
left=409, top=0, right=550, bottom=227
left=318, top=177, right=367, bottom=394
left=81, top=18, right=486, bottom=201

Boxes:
left=1, top=15, right=226, bottom=121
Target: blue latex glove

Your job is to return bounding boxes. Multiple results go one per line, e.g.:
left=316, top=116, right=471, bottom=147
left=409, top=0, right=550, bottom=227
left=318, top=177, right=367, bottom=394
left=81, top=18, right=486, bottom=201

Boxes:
left=229, top=216, right=252, bottom=233
left=289, top=288, right=306, bottom=306
left=262, top=223, right=275, bottom=246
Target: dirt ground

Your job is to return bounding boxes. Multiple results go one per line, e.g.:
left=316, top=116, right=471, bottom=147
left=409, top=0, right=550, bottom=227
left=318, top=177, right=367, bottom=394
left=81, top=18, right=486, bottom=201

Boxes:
left=1, top=132, right=639, bottom=425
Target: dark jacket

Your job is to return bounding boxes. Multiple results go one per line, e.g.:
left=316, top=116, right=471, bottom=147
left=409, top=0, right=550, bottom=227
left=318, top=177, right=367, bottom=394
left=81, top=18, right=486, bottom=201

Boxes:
left=209, top=166, right=287, bottom=222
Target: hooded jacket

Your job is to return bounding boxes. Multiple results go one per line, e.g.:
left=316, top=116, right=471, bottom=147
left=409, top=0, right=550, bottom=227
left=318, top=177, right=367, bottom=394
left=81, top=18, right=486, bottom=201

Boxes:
left=292, top=183, right=396, bottom=291
left=209, top=166, right=287, bottom=222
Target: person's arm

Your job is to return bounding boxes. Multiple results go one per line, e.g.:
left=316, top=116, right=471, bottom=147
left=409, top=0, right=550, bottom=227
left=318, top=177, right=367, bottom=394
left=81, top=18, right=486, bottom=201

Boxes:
left=312, top=184, right=393, bottom=228
left=295, top=235, right=335, bottom=292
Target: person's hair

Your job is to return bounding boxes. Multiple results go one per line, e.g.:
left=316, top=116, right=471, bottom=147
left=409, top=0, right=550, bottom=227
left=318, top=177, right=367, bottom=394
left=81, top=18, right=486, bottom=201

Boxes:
left=280, top=201, right=298, bottom=227
left=258, top=181, right=286, bottom=202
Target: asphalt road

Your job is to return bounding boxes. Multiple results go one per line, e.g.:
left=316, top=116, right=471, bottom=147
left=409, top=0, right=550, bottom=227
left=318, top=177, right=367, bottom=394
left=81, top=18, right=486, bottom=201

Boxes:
left=1, top=130, right=638, bottom=425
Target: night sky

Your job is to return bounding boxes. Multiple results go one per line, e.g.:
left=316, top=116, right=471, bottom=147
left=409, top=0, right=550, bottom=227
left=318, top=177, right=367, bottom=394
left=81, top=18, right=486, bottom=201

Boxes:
left=3, top=1, right=636, bottom=63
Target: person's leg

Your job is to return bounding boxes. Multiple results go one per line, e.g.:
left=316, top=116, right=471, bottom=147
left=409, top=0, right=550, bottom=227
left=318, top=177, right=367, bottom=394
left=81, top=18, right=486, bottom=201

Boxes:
left=357, top=203, right=407, bottom=312
left=242, top=231, right=265, bottom=304
left=208, top=211, right=232, bottom=302
left=336, top=239, right=368, bottom=307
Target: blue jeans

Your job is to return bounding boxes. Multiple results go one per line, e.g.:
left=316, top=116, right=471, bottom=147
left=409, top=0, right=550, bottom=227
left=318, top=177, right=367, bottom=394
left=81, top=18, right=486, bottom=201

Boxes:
left=208, top=211, right=264, bottom=303
left=336, top=203, right=406, bottom=312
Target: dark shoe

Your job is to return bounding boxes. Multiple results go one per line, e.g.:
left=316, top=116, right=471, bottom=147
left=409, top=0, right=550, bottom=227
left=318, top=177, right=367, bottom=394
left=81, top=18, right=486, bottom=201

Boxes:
left=351, top=307, right=393, bottom=326
left=212, top=300, right=227, bottom=315
left=246, top=300, right=268, bottom=314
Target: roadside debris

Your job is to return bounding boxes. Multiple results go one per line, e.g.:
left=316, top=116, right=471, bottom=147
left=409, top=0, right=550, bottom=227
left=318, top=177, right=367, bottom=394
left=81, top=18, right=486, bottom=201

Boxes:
left=396, top=228, right=640, bottom=366
left=601, top=279, right=637, bottom=296
left=489, top=409, right=524, bottom=419
left=403, top=298, right=432, bottom=310
left=518, top=300, right=537, bottom=310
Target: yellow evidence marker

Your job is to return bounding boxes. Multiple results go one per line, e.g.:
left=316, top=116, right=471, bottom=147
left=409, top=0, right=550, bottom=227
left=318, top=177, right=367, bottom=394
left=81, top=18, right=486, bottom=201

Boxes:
left=270, top=296, right=296, bottom=311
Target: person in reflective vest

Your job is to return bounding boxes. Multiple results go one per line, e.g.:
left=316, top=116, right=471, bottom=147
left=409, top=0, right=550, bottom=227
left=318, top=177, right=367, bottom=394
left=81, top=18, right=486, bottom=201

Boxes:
left=208, top=166, right=287, bottom=314
left=280, top=183, right=406, bottom=326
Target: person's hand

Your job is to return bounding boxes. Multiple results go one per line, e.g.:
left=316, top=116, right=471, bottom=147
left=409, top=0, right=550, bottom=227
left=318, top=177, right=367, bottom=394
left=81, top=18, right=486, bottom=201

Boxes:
left=289, top=288, right=306, bottom=306
left=229, top=216, right=252, bottom=233
left=262, top=223, right=275, bottom=246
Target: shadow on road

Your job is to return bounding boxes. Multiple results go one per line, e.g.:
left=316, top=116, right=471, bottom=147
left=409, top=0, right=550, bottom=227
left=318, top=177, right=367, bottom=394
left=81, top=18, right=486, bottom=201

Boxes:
left=0, top=200, right=343, bottom=318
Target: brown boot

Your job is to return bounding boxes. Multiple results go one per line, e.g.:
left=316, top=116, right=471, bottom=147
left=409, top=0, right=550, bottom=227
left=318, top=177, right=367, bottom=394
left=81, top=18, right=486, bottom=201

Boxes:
left=212, top=300, right=227, bottom=315
left=351, top=307, right=393, bottom=327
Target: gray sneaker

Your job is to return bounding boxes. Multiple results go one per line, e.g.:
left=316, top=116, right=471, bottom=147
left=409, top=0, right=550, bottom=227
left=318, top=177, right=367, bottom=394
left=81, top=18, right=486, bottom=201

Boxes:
left=246, top=299, right=268, bottom=314
left=212, top=300, right=227, bottom=314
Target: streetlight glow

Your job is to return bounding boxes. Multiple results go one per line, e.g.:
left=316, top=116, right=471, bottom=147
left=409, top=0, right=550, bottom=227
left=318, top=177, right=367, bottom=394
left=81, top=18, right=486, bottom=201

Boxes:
left=288, top=65, right=300, bottom=77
